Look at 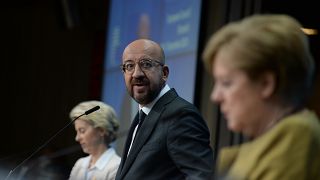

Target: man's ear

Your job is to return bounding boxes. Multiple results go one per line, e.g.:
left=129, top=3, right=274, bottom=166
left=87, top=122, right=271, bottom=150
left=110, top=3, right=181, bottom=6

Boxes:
left=162, top=65, right=169, bottom=81
left=260, top=72, right=276, bottom=99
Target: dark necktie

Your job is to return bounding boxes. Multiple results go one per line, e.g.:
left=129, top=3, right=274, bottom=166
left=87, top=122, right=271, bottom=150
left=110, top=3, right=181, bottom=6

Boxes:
left=137, top=109, right=146, bottom=133
left=125, top=109, right=146, bottom=157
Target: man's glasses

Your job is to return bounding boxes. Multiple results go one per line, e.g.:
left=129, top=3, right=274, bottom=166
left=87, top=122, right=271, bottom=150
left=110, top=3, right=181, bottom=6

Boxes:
left=121, top=59, right=164, bottom=73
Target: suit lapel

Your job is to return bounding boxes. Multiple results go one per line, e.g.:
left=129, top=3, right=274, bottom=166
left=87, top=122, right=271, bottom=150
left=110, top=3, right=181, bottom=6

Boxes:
left=118, top=89, right=178, bottom=179
left=117, top=113, right=139, bottom=176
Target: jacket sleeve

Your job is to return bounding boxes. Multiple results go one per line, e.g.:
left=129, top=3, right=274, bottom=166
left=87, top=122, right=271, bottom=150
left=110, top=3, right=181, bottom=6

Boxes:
left=167, top=107, right=214, bottom=180
left=250, top=120, right=320, bottom=180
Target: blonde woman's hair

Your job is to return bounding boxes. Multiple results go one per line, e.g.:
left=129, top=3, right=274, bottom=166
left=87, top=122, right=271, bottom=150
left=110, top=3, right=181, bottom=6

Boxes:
left=202, top=14, right=315, bottom=107
left=69, top=100, right=119, bottom=144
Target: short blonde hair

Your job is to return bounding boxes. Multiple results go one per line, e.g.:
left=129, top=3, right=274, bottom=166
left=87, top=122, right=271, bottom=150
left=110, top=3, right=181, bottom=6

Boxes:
left=202, top=14, right=315, bottom=106
left=69, top=100, right=119, bottom=143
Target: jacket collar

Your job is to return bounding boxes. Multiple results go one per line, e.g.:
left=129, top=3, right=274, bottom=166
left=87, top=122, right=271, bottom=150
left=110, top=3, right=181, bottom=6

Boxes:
left=118, top=88, right=178, bottom=179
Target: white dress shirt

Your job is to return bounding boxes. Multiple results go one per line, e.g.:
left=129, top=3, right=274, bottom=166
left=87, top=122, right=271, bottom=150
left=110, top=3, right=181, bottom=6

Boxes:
left=69, top=148, right=121, bottom=180
left=127, top=84, right=170, bottom=155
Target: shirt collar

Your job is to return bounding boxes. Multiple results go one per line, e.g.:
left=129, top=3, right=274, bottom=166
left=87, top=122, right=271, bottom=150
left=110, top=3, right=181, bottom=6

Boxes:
left=88, top=148, right=116, bottom=170
left=139, top=84, right=170, bottom=115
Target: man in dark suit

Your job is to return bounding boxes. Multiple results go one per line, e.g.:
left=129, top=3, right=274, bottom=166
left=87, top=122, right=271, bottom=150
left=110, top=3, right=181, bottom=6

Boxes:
left=115, top=39, right=213, bottom=180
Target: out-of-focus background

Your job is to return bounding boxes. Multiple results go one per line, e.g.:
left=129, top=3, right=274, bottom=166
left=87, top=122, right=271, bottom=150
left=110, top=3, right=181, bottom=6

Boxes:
left=1, top=0, right=319, bottom=179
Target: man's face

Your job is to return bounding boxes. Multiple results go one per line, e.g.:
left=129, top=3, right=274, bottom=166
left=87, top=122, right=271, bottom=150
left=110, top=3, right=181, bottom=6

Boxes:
left=122, top=40, right=169, bottom=106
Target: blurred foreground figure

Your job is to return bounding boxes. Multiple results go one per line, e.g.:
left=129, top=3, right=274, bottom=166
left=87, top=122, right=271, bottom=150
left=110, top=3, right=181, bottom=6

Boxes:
left=69, top=100, right=120, bottom=180
left=203, top=14, right=320, bottom=180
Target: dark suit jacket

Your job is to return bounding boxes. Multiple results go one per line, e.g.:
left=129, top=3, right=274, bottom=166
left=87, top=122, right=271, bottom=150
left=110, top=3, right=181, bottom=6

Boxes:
left=116, top=89, right=214, bottom=180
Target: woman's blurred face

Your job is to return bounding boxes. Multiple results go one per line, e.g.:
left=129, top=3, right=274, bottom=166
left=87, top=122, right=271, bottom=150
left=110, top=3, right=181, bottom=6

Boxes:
left=74, top=119, right=105, bottom=154
left=210, top=48, right=266, bottom=136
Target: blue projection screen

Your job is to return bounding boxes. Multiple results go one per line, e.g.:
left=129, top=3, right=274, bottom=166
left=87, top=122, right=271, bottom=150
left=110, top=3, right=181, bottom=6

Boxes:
left=102, top=0, right=202, bottom=123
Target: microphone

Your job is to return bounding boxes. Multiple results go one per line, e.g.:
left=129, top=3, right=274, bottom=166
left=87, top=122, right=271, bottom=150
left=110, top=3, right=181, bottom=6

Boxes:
left=4, top=105, right=100, bottom=180
left=85, top=105, right=100, bottom=115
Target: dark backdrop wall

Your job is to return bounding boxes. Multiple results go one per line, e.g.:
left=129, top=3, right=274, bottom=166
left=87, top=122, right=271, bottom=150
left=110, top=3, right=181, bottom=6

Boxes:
left=0, top=0, right=109, bottom=178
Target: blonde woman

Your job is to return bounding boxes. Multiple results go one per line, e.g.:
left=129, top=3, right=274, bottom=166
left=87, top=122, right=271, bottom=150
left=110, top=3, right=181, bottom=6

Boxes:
left=203, top=14, right=320, bottom=179
left=69, top=100, right=120, bottom=180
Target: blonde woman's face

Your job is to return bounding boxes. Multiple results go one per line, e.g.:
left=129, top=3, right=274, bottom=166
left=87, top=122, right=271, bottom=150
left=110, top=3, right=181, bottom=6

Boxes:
left=74, top=119, right=105, bottom=154
left=210, top=48, right=266, bottom=137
